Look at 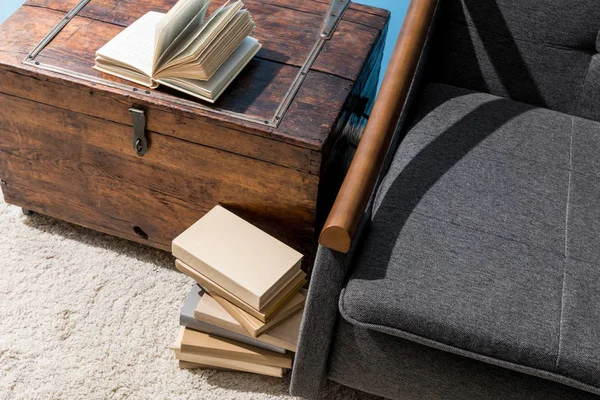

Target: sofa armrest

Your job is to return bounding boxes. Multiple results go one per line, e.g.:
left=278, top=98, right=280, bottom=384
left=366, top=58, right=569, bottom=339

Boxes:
left=319, top=0, right=439, bottom=253
left=291, top=211, right=372, bottom=399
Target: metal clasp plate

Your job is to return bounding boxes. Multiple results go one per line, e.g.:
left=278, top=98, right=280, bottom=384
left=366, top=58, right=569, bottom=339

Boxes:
left=129, top=108, right=148, bottom=157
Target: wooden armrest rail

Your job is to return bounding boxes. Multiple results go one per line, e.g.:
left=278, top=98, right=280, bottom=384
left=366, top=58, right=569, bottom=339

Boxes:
left=319, top=0, right=438, bottom=253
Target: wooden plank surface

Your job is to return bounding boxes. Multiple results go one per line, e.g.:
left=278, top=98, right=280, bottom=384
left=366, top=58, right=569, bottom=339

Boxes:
left=24, top=0, right=383, bottom=81
left=0, top=5, right=372, bottom=151
left=34, top=14, right=301, bottom=123
left=0, top=7, right=360, bottom=150
left=24, top=0, right=388, bottom=33
left=0, top=92, right=318, bottom=256
left=0, top=68, right=321, bottom=174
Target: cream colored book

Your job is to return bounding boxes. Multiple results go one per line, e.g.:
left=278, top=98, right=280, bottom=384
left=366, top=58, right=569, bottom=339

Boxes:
left=94, top=0, right=261, bottom=103
left=180, top=328, right=293, bottom=368
left=194, top=292, right=302, bottom=352
left=175, top=350, right=284, bottom=377
left=172, top=330, right=285, bottom=377
left=175, top=259, right=305, bottom=321
left=172, top=205, right=304, bottom=311
left=213, top=290, right=305, bottom=338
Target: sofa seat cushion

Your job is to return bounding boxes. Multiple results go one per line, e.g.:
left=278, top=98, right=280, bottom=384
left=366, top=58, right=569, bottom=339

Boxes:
left=340, top=83, right=600, bottom=395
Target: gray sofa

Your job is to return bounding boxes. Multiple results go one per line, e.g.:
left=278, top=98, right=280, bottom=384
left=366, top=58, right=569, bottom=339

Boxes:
left=290, top=0, right=600, bottom=398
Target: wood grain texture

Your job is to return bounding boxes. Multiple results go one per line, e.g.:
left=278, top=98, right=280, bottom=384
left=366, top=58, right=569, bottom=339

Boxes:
left=0, top=67, right=321, bottom=173
left=0, top=92, right=318, bottom=256
left=319, top=0, right=438, bottom=253
left=25, top=0, right=389, bottom=28
left=24, top=0, right=382, bottom=81
left=0, top=5, right=372, bottom=150
left=0, top=0, right=389, bottom=265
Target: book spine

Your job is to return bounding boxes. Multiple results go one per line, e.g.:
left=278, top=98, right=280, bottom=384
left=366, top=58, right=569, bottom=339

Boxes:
left=179, top=315, right=285, bottom=354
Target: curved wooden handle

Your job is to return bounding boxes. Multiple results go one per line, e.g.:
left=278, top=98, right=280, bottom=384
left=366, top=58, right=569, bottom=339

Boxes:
left=319, top=0, right=438, bottom=253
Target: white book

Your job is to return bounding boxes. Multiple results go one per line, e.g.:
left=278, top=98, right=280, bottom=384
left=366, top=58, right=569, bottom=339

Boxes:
left=172, top=205, right=303, bottom=311
left=94, top=0, right=261, bottom=103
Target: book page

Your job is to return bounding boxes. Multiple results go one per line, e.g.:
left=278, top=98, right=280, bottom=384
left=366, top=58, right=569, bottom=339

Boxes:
left=155, top=0, right=211, bottom=70
left=96, top=11, right=164, bottom=77
left=166, top=1, right=238, bottom=65
left=157, top=36, right=260, bottom=102
left=153, top=0, right=210, bottom=71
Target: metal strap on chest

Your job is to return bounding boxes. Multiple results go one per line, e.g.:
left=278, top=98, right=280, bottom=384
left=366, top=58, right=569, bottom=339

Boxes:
left=321, top=0, right=351, bottom=39
left=272, top=0, right=351, bottom=122
left=23, top=0, right=352, bottom=129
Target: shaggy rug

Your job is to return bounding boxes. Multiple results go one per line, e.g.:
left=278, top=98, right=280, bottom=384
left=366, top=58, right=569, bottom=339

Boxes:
left=0, top=198, right=376, bottom=400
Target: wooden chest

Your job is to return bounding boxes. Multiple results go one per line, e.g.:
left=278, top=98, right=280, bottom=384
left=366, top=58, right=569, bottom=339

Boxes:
left=0, top=0, right=388, bottom=265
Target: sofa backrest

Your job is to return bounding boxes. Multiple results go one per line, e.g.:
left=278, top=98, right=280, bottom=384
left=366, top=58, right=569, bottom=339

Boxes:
left=428, top=0, right=600, bottom=120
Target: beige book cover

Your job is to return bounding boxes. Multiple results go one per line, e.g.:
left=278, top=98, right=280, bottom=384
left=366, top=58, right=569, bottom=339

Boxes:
left=213, top=290, right=305, bottom=338
left=172, top=329, right=285, bottom=377
left=175, top=350, right=284, bottom=377
left=178, top=360, right=234, bottom=371
left=194, top=292, right=302, bottom=352
left=180, top=328, right=293, bottom=368
left=175, top=259, right=306, bottom=321
left=172, top=205, right=303, bottom=310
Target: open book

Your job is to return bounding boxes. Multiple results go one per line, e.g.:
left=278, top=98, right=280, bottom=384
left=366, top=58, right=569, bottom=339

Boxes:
left=94, top=0, right=261, bottom=102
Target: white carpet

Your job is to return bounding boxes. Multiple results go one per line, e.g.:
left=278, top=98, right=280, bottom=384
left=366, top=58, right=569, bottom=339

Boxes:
left=0, top=198, right=375, bottom=400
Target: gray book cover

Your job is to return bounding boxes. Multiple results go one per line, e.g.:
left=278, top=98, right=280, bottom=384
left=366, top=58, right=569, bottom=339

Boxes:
left=180, top=283, right=286, bottom=354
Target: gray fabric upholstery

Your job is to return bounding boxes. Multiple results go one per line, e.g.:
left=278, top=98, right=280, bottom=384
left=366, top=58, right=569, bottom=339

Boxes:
left=428, top=0, right=600, bottom=119
left=294, top=1, right=600, bottom=398
left=290, top=214, right=372, bottom=399
left=576, top=65, right=600, bottom=155
left=290, top=246, right=355, bottom=399
left=341, top=83, right=600, bottom=395
left=329, top=319, right=597, bottom=400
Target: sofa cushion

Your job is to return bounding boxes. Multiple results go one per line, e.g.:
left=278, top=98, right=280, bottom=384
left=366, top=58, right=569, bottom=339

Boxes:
left=340, top=83, right=600, bottom=395
left=328, top=319, right=598, bottom=400
left=429, top=0, right=600, bottom=119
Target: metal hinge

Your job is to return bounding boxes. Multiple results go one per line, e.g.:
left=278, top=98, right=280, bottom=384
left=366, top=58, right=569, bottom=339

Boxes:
left=321, top=0, right=351, bottom=39
left=129, top=108, right=149, bottom=157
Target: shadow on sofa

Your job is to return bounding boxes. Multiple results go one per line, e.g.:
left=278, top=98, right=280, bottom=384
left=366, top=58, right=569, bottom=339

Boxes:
left=290, top=0, right=600, bottom=398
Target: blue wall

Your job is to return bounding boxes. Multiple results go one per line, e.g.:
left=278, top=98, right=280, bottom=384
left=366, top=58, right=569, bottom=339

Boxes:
left=0, top=0, right=408, bottom=89
left=0, top=0, right=23, bottom=24
left=356, top=0, right=409, bottom=88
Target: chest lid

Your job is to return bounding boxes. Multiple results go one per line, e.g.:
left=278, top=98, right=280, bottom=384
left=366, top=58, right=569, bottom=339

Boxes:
left=0, top=0, right=388, bottom=158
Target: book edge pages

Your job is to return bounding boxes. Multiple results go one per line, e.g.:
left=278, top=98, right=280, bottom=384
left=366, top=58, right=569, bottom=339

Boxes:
left=157, top=39, right=261, bottom=103
left=96, top=11, right=162, bottom=78
left=193, top=293, right=297, bottom=352
left=259, top=257, right=303, bottom=308
left=180, top=284, right=287, bottom=353
left=176, top=258, right=305, bottom=320
left=176, top=259, right=263, bottom=319
left=213, top=291, right=305, bottom=338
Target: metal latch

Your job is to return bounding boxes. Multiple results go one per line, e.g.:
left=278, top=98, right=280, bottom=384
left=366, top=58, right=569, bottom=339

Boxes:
left=129, top=108, right=148, bottom=157
left=321, top=0, right=351, bottom=39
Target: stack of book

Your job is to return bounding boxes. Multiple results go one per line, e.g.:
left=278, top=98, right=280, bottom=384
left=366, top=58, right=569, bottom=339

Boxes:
left=171, top=205, right=306, bottom=377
